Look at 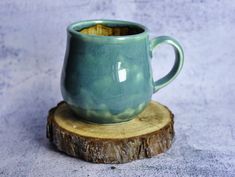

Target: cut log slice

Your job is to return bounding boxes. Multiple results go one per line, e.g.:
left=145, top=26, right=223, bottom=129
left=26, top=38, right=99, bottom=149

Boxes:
left=47, top=101, right=174, bottom=164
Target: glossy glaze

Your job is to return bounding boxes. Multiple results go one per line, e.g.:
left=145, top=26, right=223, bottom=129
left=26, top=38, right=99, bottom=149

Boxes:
left=61, top=20, right=184, bottom=123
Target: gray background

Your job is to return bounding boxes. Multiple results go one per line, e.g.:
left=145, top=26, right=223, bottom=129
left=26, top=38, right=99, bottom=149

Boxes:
left=0, top=0, right=235, bottom=176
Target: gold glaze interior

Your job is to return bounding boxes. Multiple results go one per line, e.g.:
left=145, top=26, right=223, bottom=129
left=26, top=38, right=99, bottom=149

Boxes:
left=79, top=24, right=143, bottom=36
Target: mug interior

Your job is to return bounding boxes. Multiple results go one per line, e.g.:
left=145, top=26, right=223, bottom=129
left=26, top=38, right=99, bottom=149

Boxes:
left=71, top=20, right=146, bottom=37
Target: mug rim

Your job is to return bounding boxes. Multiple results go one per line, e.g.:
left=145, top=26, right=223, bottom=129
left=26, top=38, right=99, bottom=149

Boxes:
left=67, top=19, right=149, bottom=40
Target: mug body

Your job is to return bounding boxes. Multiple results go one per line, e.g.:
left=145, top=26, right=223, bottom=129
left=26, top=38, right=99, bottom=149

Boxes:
left=61, top=20, right=154, bottom=123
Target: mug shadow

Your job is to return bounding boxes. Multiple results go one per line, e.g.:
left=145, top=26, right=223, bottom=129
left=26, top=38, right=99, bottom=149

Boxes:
left=33, top=101, right=68, bottom=155
left=19, top=91, right=74, bottom=159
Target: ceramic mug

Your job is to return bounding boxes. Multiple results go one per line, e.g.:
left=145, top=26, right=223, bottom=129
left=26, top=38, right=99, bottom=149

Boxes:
left=61, top=19, right=184, bottom=124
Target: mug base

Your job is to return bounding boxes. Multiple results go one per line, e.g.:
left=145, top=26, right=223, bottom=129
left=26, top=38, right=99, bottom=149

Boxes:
left=69, top=102, right=148, bottom=124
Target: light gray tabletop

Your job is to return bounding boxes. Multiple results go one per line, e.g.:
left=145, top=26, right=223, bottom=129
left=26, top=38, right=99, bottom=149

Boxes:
left=0, top=0, right=234, bottom=176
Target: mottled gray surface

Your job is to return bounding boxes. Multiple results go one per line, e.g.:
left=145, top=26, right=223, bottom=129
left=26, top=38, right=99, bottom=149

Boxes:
left=0, top=0, right=235, bottom=176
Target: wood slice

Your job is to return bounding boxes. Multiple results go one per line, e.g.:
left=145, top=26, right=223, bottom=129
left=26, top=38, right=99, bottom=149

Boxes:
left=46, top=101, right=174, bottom=164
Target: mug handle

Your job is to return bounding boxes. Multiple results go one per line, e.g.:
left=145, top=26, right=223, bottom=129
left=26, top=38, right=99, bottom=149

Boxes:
left=150, top=36, right=184, bottom=93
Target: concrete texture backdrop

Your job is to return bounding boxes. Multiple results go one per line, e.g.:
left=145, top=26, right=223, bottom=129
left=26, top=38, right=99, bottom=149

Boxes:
left=0, top=0, right=235, bottom=176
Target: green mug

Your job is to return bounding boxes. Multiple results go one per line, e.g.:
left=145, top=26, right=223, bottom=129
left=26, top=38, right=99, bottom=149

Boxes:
left=61, top=19, right=184, bottom=124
